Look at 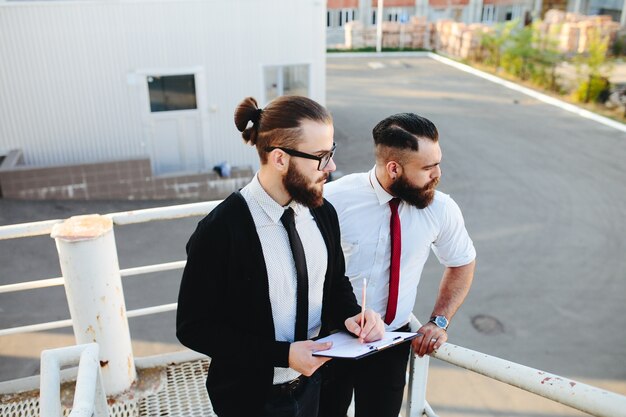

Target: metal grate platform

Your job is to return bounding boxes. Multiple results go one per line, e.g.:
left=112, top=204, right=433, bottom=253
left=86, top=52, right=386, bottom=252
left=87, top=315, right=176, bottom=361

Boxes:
left=0, top=358, right=216, bottom=417
left=138, top=359, right=216, bottom=417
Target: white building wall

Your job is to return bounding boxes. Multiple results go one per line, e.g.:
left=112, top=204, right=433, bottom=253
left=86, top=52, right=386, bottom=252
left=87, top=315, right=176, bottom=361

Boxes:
left=0, top=0, right=326, bottom=172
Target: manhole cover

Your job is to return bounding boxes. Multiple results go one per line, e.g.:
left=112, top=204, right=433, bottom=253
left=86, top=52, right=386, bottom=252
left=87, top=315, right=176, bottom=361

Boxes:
left=471, top=314, right=504, bottom=335
left=54, top=203, right=71, bottom=212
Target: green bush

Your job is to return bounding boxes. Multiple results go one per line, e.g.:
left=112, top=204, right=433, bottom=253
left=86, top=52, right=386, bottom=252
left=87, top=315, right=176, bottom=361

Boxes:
left=476, top=20, right=562, bottom=91
left=575, top=76, right=610, bottom=103
left=611, top=34, right=626, bottom=56
left=573, top=28, right=613, bottom=102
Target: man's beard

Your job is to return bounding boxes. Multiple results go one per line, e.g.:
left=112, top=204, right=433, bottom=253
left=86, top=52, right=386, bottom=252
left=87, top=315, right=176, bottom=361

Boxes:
left=283, top=164, right=328, bottom=208
left=389, top=176, right=439, bottom=209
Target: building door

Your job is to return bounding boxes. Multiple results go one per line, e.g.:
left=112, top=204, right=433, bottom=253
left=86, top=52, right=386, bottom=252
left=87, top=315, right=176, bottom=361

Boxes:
left=141, top=70, right=206, bottom=175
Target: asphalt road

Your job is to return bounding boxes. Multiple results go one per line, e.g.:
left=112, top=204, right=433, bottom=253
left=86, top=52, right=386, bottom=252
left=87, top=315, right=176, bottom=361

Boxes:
left=1, top=56, right=625, bottom=396
left=326, top=56, right=626, bottom=382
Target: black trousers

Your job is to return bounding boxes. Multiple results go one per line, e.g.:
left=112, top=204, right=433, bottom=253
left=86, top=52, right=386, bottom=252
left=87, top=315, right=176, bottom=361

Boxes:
left=318, top=340, right=412, bottom=417
left=261, top=371, right=322, bottom=417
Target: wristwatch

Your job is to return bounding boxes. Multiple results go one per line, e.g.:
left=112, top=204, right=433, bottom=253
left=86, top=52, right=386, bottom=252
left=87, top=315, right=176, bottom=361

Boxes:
left=429, top=315, right=449, bottom=331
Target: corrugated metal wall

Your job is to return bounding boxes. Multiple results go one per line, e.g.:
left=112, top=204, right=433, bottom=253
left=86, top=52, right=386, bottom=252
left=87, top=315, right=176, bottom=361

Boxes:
left=0, top=0, right=326, bottom=172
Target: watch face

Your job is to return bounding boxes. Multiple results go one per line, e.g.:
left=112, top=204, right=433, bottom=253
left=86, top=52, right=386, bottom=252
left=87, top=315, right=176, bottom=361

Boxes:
left=434, top=316, right=448, bottom=329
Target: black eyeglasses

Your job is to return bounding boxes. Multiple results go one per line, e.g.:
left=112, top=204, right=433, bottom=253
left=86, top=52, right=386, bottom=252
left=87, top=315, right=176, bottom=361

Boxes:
left=265, top=143, right=336, bottom=171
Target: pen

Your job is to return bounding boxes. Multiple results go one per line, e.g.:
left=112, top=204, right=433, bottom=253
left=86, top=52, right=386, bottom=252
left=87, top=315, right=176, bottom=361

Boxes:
left=360, top=278, right=367, bottom=340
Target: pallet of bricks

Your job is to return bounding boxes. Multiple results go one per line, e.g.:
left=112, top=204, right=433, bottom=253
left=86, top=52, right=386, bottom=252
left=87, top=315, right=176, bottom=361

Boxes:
left=343, top=21, right=377, bottom=48
left=434, top=20, right=487, bottom=59
left=345, top=10, right=619, bottom=56
left=538, top=9, right=620, bottom=55
left=409, top=16, right=433, bottom=50
left=344, top=17, right=433, bottom=49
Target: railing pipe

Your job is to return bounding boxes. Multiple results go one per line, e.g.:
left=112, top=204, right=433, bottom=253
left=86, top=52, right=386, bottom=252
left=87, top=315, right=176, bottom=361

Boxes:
left=431, top=343, right=626, bottom=417
left=40, top=343, right=108, bottom=417
left=405, top=315, right=429, bottom=417
left=406, top=352, right=430, bottom=417
left=0, top=219, right=62, bottom=240
left=107, top=200, right=220, bottom=225
left=120, top=260, right=186, bottom=277
left=0, top=303, right=177, bottom=337
left=0, top=277, right=64, bottom=294
left=51, top=215, right=136, bottom=395
left=126, top=303, right=177, bottom=318
left=0, top=260, right=187, bottom=295
left=424, top=401, right=438, bottom=417
left=0, top=318, right=73, bottom=337
left=40, top=349, right=62, bottom=417
left=0, top=200, right=221, bottom=243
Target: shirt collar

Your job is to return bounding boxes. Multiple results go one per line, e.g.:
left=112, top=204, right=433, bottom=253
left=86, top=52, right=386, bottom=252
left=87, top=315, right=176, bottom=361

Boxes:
left=369, top=167, right=395, bottom=206
left=248, top=173, right=304, bottom=224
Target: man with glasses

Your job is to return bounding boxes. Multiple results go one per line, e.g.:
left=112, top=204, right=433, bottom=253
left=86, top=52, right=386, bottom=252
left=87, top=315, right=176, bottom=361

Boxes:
left=266, top=143, right=337, bottom=170
left=176, top=95, right=385, bottom=417
left=319, top=113, right=476, bottom=417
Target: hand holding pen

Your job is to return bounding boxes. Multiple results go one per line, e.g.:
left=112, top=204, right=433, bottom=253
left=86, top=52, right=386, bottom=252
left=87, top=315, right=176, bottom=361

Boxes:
left=344, top=278, right=386, bottom=343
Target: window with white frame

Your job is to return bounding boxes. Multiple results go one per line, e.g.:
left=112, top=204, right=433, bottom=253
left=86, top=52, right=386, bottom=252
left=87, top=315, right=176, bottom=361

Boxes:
left=264, top=64, right=310, bottom=103
left=147, top=74, right=197, bottom=112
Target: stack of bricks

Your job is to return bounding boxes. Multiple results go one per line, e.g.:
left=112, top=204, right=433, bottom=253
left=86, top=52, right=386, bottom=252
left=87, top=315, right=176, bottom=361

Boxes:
left=343, top=17, right=433, bottom=49
left=345, top=21, right=366, bottom=49
left=343, top=9, right=619, bottom=58
left=537, top=9, right=619, bottom=54
left=433, top=20, right=487, bottom=59
left=408, top=16, right=432, bottom=50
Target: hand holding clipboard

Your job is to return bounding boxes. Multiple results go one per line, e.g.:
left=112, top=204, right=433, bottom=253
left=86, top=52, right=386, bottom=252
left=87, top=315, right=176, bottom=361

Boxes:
left=312, top=331, right=418, bottom=359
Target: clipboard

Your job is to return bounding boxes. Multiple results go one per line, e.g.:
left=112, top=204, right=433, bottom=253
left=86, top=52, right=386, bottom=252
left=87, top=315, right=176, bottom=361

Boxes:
left=312, top=331, right=418, bottom=360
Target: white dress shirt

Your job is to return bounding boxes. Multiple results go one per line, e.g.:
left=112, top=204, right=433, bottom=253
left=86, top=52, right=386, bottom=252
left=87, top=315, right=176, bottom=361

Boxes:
left=325, top=167, right=476, bottom=330
left=241, top=174, right=327, bottom=384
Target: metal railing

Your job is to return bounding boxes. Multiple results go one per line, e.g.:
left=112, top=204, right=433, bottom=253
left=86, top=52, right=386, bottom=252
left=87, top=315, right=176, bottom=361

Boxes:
left=0, top=200, right=220, bottom=337
left=40, top=343, right=108, bottom=417
left=2, top=201, right=626, bottom=416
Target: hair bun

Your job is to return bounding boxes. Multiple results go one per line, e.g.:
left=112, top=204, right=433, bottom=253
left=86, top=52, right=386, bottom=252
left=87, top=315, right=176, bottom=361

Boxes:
left=234, top=97, right=260, bottom=133
left=250, top=108, right=263, bottom=125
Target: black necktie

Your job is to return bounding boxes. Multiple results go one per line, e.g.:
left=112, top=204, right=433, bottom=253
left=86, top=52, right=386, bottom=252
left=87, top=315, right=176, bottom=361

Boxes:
left=280, top=207, right=309, bottom=341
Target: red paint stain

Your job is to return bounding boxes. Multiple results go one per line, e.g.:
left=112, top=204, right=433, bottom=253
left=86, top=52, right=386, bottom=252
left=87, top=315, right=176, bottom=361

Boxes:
left=570, top=382, right=577, bottom=387
left=541, top=377, right=552, bottom=384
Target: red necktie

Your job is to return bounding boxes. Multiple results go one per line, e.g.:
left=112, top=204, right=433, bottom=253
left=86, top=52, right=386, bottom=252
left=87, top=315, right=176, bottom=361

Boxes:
left=385, top=198, right=401, bottom=325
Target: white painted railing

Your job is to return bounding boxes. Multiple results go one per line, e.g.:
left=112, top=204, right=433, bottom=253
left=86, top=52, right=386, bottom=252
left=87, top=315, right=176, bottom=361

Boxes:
left=404, top=316, right=626, bottom=417
left=2, top=201, right=626, bottom=416
left=427, top=343, right=626, bottom=417
left=40, top=343, right=108, bottom=417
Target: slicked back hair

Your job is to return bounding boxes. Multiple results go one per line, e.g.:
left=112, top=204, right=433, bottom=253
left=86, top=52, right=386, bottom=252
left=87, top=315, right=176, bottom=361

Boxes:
left=372, top=113, right=438, bottom=161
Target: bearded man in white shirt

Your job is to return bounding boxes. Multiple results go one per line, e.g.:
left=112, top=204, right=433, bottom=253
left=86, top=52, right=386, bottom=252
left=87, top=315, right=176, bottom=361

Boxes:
left=319, top=112, right=476, bottom=417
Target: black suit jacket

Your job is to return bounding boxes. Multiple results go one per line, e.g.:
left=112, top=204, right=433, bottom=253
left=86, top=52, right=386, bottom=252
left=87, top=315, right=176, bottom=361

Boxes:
left=176, top=192, right=360, bottom=416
